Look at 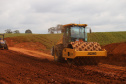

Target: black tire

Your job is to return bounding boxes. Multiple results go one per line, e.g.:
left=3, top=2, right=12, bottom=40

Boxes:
left=4, top=44, right=8, bottom=50
left=54, top=44, right=65, bottom=62
left=51, top=46, right=54, bottom=56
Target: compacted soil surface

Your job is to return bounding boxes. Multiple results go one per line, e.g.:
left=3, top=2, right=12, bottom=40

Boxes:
left=101, top=42, right=126, bottom=66
left=0, top=48, right=125, bottom=84
left=0, top=39, right=126, bottom=84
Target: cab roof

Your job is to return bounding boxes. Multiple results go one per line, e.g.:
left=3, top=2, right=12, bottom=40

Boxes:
left=63, top=23, right=88, bottom=28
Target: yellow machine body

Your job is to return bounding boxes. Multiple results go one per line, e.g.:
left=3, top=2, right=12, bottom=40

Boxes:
left=52, top=23, right=107, bottom=64
left=63, top=48, right=107, bottom=59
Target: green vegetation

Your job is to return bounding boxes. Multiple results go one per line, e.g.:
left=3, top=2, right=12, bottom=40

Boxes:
left=5, top=33, right=63, bottom=49
left=5, top=31, right=126, bottom=49
left=4, top=33, right=28, bottom=38
left=88, top=31, right=126, bottom=45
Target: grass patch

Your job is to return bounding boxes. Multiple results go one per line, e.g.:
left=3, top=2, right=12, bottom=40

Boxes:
left=5, top=33, right=63, bottom=49
left=4, top=33, right=29, bottom=38
left=88, top=31, right=126, bottom=45
left=5, top=31, right=126, bottom=49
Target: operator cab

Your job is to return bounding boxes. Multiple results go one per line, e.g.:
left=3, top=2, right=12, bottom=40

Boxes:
left=70, top=26, right=87, bottom=42
left=63, top=24, right=90, bottom=42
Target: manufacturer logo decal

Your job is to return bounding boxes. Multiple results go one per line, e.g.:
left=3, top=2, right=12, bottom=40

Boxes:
left=88, top=52, right=96, bottom=55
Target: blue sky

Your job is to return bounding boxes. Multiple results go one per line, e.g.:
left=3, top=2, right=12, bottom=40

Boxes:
left=0, top=0, right=126, bottom=33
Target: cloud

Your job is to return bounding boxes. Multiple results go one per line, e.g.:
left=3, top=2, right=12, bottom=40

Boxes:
left=0, top=0, right=126, bottom=33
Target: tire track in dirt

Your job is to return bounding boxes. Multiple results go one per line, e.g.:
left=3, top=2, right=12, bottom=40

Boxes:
left=0, top=50, right=97, bottom=84
left=77, top=65, right=126, bottom=82
left=9, top=47, right=53, bottom=61
left=99, top=63, right=126, bottom=71
left=6, top=47, right=126, bottom=84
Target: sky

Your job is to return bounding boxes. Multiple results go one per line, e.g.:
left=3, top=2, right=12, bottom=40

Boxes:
left=0, top=0, right=126, bottom=34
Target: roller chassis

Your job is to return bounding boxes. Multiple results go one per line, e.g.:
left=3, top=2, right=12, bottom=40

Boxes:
left=52, top=42, right=107, bottom=65
left=0, top=34, right=8, bottom=50
left=51, top=23, right=107, bottom=65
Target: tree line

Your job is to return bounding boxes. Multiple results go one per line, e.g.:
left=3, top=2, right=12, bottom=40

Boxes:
left=5, top=29, right=32, bottom=34
left=5, top=24, right=64, bottom=34
left=48, top=24, right=63, bottom=34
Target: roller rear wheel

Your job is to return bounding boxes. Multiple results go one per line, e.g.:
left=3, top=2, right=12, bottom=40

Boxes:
left=54, top=44, right=65, bottom=62
left=4, top=44, right=8, bottom=50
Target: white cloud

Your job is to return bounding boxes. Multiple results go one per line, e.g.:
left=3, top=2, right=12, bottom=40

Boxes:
left=0, top=0, right=126, bottom=33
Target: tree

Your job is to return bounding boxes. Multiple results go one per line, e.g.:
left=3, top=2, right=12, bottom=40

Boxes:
left=13, top=30, right=20, bottom=33
left=48, top=27, right=55, bottom=34
left=25, top=29, right=32, bottom=34
left=48, top=24, right=63, bottom=34
left=56, top=24, right=63, bottom=33
left=5, top=29, right=12, bottom=33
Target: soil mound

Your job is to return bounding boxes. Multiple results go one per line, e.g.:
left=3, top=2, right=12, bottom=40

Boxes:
left=102, top=42, right=126, bottom=66
left=5, top=37, right=50, bottom=54
left=103, top=42, right=126, bottom=55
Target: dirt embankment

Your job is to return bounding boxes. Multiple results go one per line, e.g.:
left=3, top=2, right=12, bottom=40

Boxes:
left=0, top=38, right=125, bottom=84
left=102, top=42, right=126, bottom=66
left=5, top=37, right=126, bottom=66
left=103, top=42, right=126, bottom=55
left=5, top=38, right=50, bottom=55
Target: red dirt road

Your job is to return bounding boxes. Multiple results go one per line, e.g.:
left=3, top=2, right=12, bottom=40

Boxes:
left=0, top=39, right=126, bottom=84
left=9, top=47, right=53, bottom=61
left=0, top=47, right=126, bottom=84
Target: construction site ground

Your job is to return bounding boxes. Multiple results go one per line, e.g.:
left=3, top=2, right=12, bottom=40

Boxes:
left=0, top=39, right=126, bottom=84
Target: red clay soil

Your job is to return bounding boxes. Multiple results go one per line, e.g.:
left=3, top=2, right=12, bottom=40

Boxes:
left=102, top=42, right=126, bottom=66
left=5, top=38, right=15, bottom=47
left=14, top=42, right=46, bottom=51
left=1, top=38, right=125, bottom=83
left=0, top=50, right=126, bottom=84
left=102, top=42, right=126, bottom=55
left=5, top=38, right=50, bottom=54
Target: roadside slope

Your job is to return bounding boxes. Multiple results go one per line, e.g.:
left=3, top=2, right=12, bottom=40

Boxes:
left=5, top=34, right=63, bottom=54
left=4, top=32, right=126, bottom=66
left=101, top=42, right=126, bottom=66
left=9, top=47, right=53, bottom=61
left=88, top=31, right=126, bottom=45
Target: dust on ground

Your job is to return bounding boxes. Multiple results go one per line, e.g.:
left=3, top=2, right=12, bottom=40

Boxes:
left=0, top=38, right=125, bottom=84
